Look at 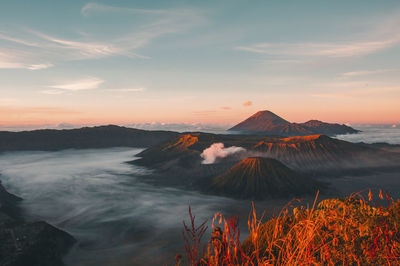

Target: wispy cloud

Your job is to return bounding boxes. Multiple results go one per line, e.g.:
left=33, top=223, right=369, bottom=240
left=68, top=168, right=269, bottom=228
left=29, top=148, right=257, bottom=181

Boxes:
left=0, top=3, right=205, bottom=70
left=47, top=77, right=104, bottom=92
left=30, top=30, right=121, bottom=59
left=27, top=63, right=54, bottom=70
left=0, top=33, right=40, bottom=47
left=236, top=40, right=398, bottom=58
left=236, top=13, right=400, bottom=61
left=40, top=89, right=66, bottom=95
left=342, top=69, right=398, bottom=77
left=81, top=2, right=170, bottom=16
left=107, top=88, right=146, bottom=92
left=0, top=49, right=53, bottom=70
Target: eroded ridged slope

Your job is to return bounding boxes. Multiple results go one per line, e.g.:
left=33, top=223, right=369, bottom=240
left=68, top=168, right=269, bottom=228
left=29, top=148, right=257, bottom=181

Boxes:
left=210, top=157, right=319, bottom=199
left=252, top=135, right=386, bottom=170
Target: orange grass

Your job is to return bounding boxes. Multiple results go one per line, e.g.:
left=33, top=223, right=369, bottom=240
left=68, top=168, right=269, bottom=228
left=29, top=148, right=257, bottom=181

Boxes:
left=177, top=190, right=400, bottom=265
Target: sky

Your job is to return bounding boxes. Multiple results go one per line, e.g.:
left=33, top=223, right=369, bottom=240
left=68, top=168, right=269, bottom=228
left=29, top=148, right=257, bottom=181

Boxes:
left=0, top=0, right=400, bottom=127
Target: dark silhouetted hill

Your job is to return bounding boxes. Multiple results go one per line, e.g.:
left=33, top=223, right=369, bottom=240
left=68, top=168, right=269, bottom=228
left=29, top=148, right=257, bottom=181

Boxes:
left=301, top=120, right=359, bottom=135
left=0, top=180, right=75, bottom=265
left=0, top=125, right=179, bottom=152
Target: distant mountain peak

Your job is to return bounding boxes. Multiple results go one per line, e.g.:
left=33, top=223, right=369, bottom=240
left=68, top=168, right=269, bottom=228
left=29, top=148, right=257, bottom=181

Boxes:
left=251, top=110, right=281, bottom=117
left=229, top=110, right=289, bottom=132
left=248, top=110, right=289, bottom=123
left=229, top=110, right=359, bottom=136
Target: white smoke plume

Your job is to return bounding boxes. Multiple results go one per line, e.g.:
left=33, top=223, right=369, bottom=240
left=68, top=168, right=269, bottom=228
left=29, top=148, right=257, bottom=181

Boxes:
left=200, top=143, right=246, bottom=164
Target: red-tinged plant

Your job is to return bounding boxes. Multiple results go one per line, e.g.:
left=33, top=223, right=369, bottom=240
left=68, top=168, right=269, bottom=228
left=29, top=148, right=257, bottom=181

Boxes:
left=182, top=206, right=208, bottom=266
left=206, top=213, right=242, bottom=265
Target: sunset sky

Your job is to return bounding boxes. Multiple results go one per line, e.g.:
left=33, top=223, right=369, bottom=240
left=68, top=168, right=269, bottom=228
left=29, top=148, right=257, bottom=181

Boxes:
left=1, top=0, right=400, bottom=127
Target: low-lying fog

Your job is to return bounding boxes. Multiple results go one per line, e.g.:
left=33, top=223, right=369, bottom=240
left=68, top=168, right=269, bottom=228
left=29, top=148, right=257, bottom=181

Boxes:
left=336, top=124, right=400, bottom=144
left=0, top=148, right=248, bottom=265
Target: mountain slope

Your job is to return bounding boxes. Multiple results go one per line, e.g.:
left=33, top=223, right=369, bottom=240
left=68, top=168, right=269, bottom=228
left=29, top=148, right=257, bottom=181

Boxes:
left=134, top=134, right=202, bottom=168
left=0, top=181, right=76, bottom=266
left=133, top=132, right=399, bottom=173
left=273, top=123, right=314, bottom=136
left=252, top=135, right=399, bottom=171
left=300, top=120, right=359, bottom=135
left=133, top=132, right=270, bottom=167
left=229, top=110, right=290, bottom=132
left=209, top=157, right=319, bottom=199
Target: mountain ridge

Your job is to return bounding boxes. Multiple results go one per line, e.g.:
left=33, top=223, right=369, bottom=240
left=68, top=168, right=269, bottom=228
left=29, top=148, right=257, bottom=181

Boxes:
left=229, top=110, right=359, bottom=136
left=0, top=125, right=179, bottom=152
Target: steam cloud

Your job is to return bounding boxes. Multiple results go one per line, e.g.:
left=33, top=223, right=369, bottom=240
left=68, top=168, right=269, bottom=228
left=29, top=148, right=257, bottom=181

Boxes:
left=201, top=143, right=246, bottom=164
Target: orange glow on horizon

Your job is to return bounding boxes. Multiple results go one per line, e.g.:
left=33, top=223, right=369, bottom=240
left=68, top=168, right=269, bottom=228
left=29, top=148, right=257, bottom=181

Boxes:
left=1, top=104, right=399, bottom=127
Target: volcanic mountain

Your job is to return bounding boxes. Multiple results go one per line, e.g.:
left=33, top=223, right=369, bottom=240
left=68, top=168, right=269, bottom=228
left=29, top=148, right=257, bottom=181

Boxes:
left=133, top=132, right=399, bottom=175
left=229, top=110, right=291, bottom=132
left=134, top=133, right=202, bottom=167
left=209, top=157, right=320, bottom=199
left=251, top=134, right=399, bottom=171
left=229, top=110, right=359, bottom=136
left=128, top=132, right=398, bottom=197
left=133, top=132, right=267, bottom=167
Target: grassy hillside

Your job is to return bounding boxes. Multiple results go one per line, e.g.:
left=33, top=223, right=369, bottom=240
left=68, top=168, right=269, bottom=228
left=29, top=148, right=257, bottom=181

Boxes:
left=178, top=191, right=400, bottom=265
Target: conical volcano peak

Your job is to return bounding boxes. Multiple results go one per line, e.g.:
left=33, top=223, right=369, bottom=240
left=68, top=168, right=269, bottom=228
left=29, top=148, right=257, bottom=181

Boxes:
left=250, top=110, right=285, bottom=119
left=248, top=110, right=289, bottom=123
left=229, top=110, right=290, bottom=132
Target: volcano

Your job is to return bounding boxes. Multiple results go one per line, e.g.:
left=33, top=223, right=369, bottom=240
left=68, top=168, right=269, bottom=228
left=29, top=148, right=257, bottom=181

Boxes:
left=209, top=157, right=319, bottom=199
left=251, top=134, right=398, bottom=171
left=229, top=110, right=291, bottom=132
left=229, top=110, right=359, bottom=136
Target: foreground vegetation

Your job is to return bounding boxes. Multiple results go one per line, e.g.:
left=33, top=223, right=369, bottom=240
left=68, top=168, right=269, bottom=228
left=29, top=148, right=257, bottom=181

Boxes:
left=177, top=191, right=400, bottom=265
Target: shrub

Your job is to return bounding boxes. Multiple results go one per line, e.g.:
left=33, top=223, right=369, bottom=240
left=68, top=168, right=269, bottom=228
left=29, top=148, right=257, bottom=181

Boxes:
left=179, top=190, right=400, bottom=265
